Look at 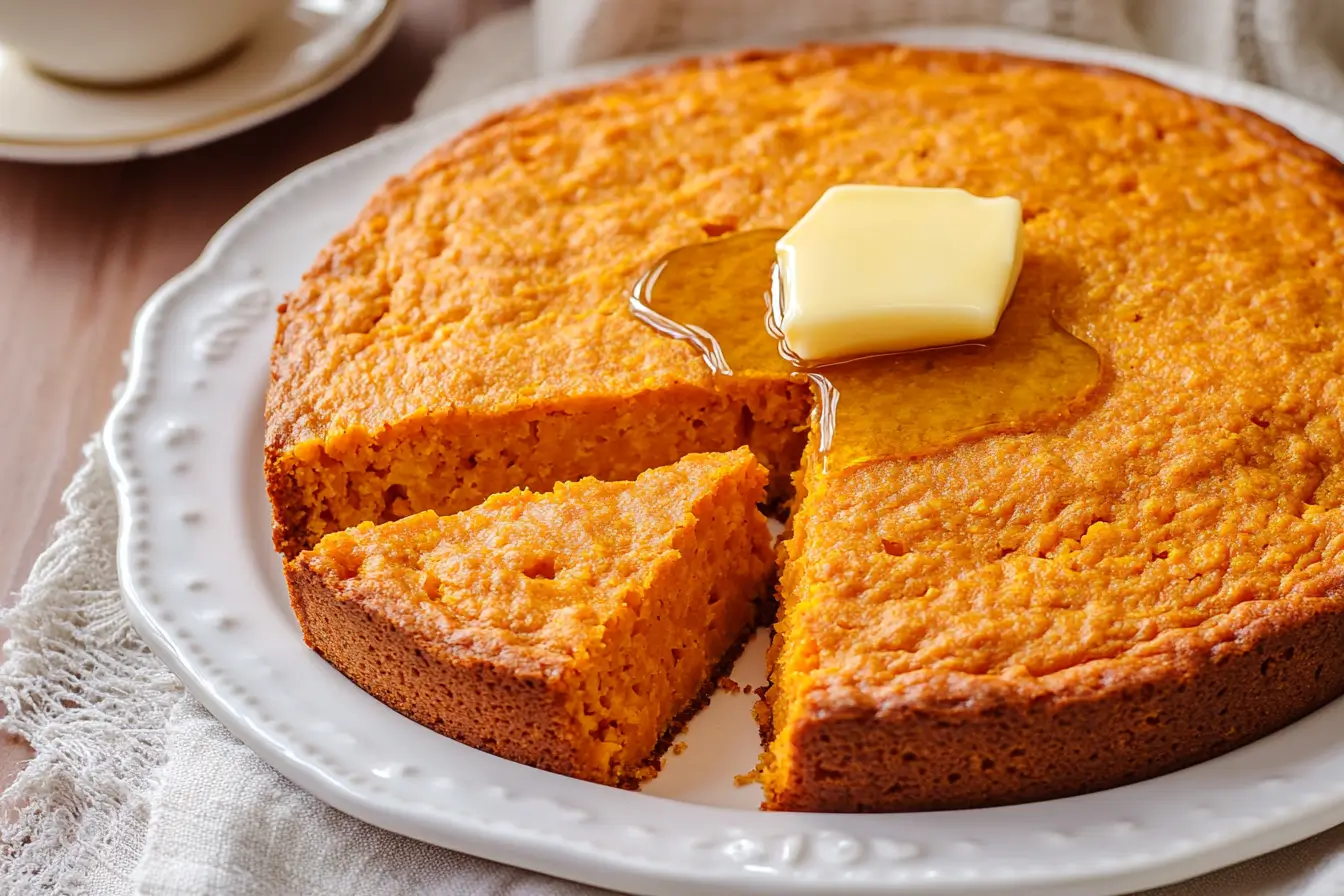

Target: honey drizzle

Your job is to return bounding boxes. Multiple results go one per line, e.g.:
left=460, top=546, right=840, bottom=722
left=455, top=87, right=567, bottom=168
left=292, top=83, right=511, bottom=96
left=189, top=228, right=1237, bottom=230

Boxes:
left=630, top=229, right=1102, bottom=472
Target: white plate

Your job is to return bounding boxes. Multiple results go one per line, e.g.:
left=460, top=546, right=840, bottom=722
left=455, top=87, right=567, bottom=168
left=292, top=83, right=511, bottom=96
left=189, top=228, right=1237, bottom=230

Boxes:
left=104, top=27, right=1344, bottom=896
left=0, top=0, right=399, bottom=163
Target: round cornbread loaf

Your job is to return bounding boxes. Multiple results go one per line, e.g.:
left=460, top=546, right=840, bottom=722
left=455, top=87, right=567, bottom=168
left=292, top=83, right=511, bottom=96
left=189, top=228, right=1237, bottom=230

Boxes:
left=268, top=45, right=1344, bottom=810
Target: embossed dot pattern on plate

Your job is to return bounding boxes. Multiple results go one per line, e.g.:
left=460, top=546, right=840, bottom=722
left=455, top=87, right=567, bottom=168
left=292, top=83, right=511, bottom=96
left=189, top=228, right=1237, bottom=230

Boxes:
left=102, top=27, right=1344, bottom=896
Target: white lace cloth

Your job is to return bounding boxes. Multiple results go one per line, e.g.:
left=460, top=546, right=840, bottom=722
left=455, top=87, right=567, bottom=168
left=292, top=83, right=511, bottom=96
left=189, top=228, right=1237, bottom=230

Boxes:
left=6, top=2, right=1344, bottom=893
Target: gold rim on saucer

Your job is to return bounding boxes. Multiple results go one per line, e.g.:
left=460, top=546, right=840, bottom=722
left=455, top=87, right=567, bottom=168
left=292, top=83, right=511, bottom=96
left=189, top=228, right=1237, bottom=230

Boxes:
left=0, top=0, right=401, bottom=153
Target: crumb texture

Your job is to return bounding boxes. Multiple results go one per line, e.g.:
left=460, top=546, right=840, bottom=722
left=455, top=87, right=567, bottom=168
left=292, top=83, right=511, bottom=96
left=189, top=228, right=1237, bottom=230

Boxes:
left=288, top=448, right=774, bottom=785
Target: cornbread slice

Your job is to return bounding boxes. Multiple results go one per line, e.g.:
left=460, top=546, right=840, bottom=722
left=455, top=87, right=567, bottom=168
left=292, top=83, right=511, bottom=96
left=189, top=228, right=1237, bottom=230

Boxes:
left=285, top=448, right=774, bottom=785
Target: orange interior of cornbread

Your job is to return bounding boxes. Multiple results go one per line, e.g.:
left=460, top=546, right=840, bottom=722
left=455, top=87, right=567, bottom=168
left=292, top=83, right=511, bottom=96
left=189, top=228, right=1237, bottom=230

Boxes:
left=271, top=383, right=805, bottom=558
left=565, top=461, right=773, bottom=777
left=758, top=446, right=818, bottom=800
left=298, top=448, right=774, bottom=784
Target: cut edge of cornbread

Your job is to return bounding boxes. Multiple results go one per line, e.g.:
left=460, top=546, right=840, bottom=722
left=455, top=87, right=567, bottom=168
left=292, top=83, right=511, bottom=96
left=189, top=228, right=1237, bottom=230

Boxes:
left=267, top=380, right=809, bottom=559
left=286, top=448, right=775, bottom=786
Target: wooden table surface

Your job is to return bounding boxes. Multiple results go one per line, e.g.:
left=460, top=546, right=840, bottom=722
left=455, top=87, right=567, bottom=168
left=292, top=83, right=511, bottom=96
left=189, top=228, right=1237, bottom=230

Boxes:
left=0, top=0, right=507, bottom=789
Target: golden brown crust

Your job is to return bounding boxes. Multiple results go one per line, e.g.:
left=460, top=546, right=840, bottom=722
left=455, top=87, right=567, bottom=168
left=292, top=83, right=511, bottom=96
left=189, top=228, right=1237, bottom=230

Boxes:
left=264, top=41, right=1343, bottom=457
left=287, top=560, right=591, bottom=779
left=766, top=596, right=1344, bottom=810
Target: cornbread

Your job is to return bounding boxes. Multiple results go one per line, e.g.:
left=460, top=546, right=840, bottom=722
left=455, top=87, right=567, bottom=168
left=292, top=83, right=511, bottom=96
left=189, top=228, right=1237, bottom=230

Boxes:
left=270, top=44, right=1344, bottom=809
left=286, top=449, right=774, bottom=785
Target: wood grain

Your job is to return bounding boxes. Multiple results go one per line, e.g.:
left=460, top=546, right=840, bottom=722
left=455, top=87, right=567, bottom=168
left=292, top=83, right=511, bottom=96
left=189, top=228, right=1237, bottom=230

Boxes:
left=0, top=0, right=510, bottom=796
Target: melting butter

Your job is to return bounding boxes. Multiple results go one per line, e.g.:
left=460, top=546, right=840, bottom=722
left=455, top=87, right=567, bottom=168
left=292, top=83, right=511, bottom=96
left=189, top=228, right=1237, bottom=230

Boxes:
left=630, top=229, right=1100, bottom=473
left=775, top=185, right=1026, bottom=363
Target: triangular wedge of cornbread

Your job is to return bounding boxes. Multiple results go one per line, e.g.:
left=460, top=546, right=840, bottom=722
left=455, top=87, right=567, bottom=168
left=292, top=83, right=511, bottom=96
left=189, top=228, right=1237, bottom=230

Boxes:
left=285, top=448, right=773, bottom=785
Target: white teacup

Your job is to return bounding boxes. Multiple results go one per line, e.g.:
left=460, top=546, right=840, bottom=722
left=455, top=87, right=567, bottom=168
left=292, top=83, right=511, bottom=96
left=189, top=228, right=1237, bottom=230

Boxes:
left=0, top=0, right=288, bottom=85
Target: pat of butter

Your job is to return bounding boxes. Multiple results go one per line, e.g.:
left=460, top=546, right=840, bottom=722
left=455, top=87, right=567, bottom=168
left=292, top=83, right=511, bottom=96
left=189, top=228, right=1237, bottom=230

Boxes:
left=775, top=185, right=1025, bottom=363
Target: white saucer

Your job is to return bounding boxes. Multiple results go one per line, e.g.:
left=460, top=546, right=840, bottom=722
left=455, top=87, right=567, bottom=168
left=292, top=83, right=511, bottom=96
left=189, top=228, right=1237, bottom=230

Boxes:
left=0, top=0, right=399, bottom=164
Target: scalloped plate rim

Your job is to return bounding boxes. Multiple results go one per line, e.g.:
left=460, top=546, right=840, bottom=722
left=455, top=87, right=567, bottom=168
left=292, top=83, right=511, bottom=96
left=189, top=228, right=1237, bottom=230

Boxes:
left=105, top=26, right=1344, bottom=896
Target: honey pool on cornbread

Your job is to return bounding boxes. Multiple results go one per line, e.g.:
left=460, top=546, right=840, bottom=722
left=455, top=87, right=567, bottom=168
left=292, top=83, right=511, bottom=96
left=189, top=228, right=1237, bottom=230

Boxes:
left=268, top=44, right=1344, bottom=812
left=629, top=225, right=1101, bottom=468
